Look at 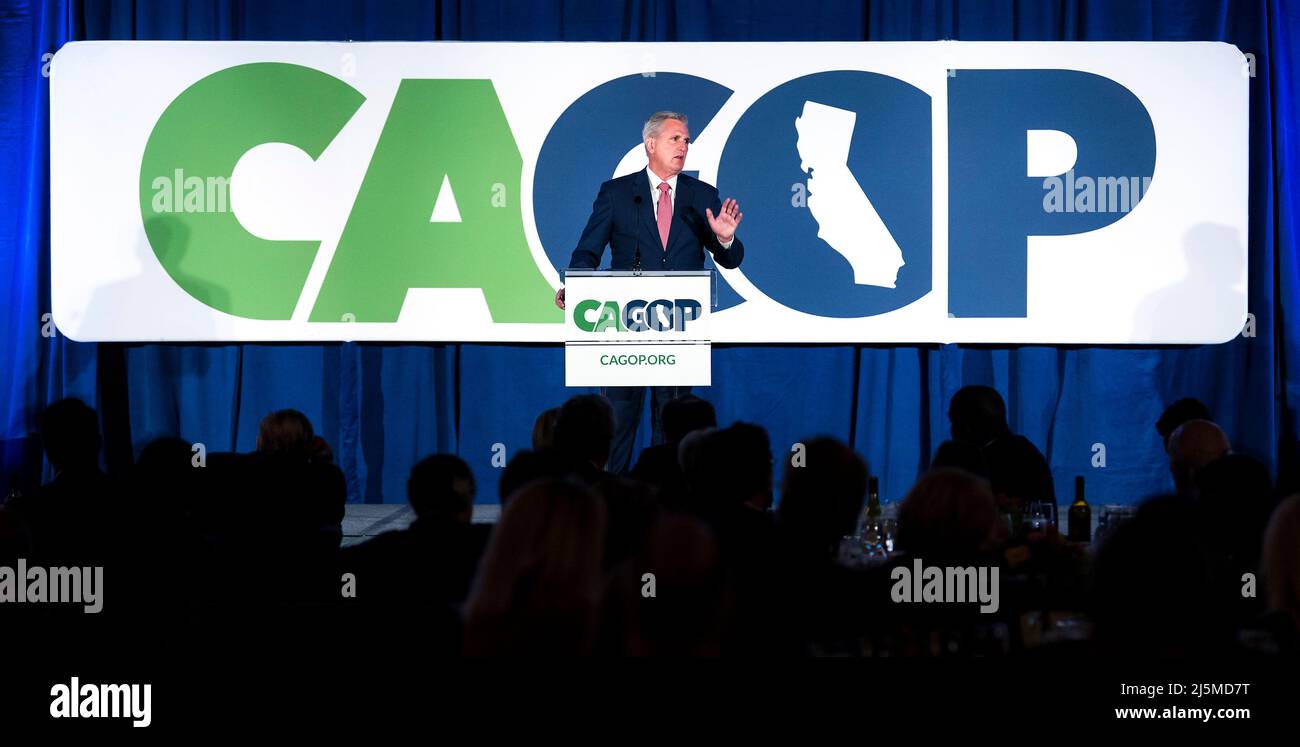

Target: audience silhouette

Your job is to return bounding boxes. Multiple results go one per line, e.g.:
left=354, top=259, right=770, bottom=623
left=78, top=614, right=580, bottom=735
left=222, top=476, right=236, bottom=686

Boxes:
left=3, top=390, right=1296, bottom=659
left=1167, top=418, right=1232, bottom=497
left=631, top=394, right=717, bottom=502
left=933, top=385, right=1055, bottom=507
left=1156, top=397, right=1213, bottom=450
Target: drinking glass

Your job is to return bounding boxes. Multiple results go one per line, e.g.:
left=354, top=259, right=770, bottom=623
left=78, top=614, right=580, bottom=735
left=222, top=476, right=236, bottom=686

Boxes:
left=862, top=519, right=886, bottom=559
left=1027, top=502, right=1046, bottom=532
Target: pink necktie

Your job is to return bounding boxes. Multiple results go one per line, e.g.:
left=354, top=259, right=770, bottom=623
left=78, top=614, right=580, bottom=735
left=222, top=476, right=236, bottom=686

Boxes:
left=656, top=181, right=672, bottom=251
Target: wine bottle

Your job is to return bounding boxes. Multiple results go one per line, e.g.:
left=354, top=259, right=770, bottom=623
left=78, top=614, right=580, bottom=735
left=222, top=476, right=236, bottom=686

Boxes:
left=1068, top=475, right=1091, bottom=542
left=859, top=477, right=883, bottom=556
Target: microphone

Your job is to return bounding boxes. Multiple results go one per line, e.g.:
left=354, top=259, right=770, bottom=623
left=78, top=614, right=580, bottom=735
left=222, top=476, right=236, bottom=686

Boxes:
left=632, top=195, right=643, bottom=275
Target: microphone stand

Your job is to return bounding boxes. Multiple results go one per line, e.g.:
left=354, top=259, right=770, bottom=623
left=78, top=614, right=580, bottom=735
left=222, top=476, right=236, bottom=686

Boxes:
left=632, top=194, right=643, bottom=276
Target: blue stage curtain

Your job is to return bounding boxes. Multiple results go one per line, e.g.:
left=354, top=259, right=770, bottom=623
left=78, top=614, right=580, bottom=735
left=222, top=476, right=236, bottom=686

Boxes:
left=1, top=0, right=1295, bottom=506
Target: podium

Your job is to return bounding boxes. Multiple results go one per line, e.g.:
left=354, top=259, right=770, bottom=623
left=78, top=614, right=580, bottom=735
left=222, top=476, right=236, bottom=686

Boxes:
left=564, top=270, right=712, bottom=387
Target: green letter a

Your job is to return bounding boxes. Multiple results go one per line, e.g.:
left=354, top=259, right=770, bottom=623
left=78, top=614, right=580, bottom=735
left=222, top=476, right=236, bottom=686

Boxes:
left=311, top=79, right=560, bottom=324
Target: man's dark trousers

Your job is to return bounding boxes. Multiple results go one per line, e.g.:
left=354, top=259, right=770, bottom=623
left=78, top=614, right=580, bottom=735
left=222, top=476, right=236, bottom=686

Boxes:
left=603, top=385, right=691, bottom=475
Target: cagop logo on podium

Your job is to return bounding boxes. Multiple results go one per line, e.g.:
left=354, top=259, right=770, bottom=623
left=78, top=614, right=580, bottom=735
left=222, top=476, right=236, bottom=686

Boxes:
left=564, top=270, right=711, bottom=387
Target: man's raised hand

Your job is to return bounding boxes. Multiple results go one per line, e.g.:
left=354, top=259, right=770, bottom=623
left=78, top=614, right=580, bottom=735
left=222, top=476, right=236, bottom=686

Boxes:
left=705, top=198, right=743, bottom=244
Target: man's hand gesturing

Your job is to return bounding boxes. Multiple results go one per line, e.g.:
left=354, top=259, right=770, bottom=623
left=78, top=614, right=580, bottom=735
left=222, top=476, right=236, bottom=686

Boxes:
left=705, top=198, right=743, bottom=244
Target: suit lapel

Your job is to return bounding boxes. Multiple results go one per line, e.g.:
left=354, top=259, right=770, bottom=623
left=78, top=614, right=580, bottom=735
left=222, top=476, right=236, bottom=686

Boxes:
left=633, top=170, right=660, bottom=249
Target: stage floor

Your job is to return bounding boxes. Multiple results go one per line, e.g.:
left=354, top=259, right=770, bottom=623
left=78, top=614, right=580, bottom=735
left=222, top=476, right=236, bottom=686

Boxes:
left=342, top=503, right=1101, bottom=548
left=342, top=504, right=501, bottom=547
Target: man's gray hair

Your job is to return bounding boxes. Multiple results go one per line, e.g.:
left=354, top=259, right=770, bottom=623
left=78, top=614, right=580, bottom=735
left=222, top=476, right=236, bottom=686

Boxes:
left=643, top=111, right=688, bottom=141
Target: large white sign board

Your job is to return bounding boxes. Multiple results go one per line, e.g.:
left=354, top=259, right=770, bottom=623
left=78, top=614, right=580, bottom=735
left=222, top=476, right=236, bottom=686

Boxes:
left=51, top=41, right=1250, bottom=343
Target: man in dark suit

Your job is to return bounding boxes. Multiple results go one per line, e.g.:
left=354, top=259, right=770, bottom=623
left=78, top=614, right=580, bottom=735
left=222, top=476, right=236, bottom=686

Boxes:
left=555, top=111, right=745, bottom=474
left=933, top=385, right=1056, bottom=507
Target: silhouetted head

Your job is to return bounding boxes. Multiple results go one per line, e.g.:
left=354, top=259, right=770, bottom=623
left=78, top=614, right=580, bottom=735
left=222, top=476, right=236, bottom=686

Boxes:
left=948, top=386, right=1008, bottom=446
left=626, top=513, right=724, bottom=656
left=498, top=449, right=581, bottom=508
left=39, top=398, right=101, bottom=473
left=1167, top=419, right=1230, bottom=496
left=1263, top=494, right=1300, bottom=631
left=532, top=407, right=560, bottom=451
left=661, top=395, right=717, bottom=444
left=255, top=409, right=315, bottom=455
left=306, top=436, right=334, bottom=464
left=135, top=434, right=194, bottom=482
left=931, top=439, right=987, bottom=477
left=896, top=468, right=1000, bottom=561
left=677, top=427, right=714, bottom=472
left=131, top=437, right=198, bottom=518
left=674, top=427, right=714, bottom=513
left=463, top=478, right=607, bottom=655
left=1156, top=397, right=1212, bottom=450
left=553, top=394, right=615, bottom=470
left=778, top=437, right=868, bottom=550
left=685, top=422, right=773, bottom=514
left=136, top=436, right=193, bottom=472
left=407, top=454, right=475, bottom=523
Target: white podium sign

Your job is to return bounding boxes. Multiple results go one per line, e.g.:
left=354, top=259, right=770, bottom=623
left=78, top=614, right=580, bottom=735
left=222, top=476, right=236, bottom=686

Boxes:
left=564, top=271, right=711, bottom=387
